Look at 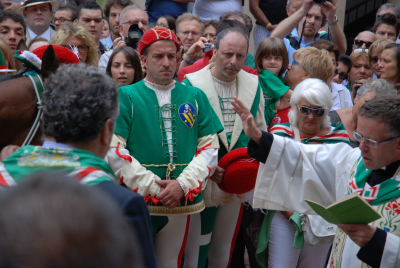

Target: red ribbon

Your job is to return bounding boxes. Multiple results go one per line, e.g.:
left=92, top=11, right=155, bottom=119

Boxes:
left=195, top=143, right=211, bottom=157
left=207, top=167, right=211, bottom=179
left=144, top=195, right=159, bottom=205
left=133, top=188, right=138, bottom=193
left=116, top=143, right=132, bottom=163
left=185, top=180, right=202, bottom=202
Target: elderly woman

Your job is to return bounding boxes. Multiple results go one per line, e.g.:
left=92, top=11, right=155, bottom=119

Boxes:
left=255, top=78, right=350, bottom=268
left=378, top=43, right=400, bottom=85
left=329, top=79, right=397, bottom=148
left=51, top=24, right=99, bottom=67
left=368, top=39, right=395, bottom=79
left=347, top=51, right=373, bottom=100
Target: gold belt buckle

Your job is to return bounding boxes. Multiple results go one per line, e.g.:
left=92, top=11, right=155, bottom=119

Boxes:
left=166, top=163, right=176, bottom=180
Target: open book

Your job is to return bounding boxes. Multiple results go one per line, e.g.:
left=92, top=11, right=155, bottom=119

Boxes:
left=305, top=192, right=381, bottom=225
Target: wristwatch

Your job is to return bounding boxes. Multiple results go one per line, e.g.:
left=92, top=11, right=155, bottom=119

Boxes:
left=327, top=15, right=338, bottom=26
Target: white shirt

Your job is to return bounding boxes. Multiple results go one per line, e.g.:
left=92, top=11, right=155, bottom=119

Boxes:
left=28, top=27, right=51, bottom=42
left=331, top=81, right=353, bottom=111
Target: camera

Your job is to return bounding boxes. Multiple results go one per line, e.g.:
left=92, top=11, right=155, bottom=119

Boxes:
left=125, top=24, right=143, bottom=49
left=313, top=0, right=327, bottom=4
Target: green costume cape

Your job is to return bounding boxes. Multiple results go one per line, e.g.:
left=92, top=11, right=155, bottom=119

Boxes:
left=0, top=146, right=116, bottom=187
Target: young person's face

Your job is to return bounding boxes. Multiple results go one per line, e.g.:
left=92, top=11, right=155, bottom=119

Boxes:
left=76, top=9, right=104, bottom=42
left=111, top=51, right=135, bottom=87
left=0, top=18, right=25, bottom=53
left=262, top=54, right=283, bottom=76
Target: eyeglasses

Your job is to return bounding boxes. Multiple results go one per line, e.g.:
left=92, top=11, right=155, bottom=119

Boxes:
left=178, top=31, right=201, bottom=38
left=155, top=23, right=169, bottom=29
left=354, top=40, right=373, bottom=49
left=370, top=56, right=380, bottom=64
left=353, top=130, right=400, bottom=148
left=121, top=20, right=149, bottom=26
left=334, top=69, right=348, bottom=80
left=291, top=60, right=307, bottom=71
left=52, top=17, right=72, bottom=24
left=63, top=44, right=90, bottom=53
left=298, top=106, right=325, bottom=118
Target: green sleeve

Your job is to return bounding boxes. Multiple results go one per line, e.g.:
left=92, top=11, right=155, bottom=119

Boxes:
left=244, top=52, right=256, bottom=69
left=181, top=78, right=192, bottom=86
left=115, top=86, right=133, bottom=141
left=195, top=89, right=224, bottom=137
left=259, top=69, right=290, bottom=100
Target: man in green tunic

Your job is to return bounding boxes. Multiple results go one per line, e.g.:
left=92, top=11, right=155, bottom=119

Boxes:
left=107, top=27, right=223, bottom=268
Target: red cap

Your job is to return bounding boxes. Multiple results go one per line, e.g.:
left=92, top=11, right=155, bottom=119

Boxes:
left=138, top=27, right=182, bottom=55
left=32, top=45, right=80, bottom=64
left=217, top=148, right=259, bottom=194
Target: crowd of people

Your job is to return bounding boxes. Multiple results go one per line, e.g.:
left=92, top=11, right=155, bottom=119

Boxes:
left=0, top=0, right=400, bottom=267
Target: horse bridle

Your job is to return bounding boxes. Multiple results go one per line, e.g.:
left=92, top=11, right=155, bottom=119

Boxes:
left=21, top=73, right=44, bottom=146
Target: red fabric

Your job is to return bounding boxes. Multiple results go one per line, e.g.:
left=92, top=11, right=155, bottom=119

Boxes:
left=185, top=180, right=202, bottom=202
left=0, top=172, right=7, bottom=186
left=138, top=27, right=181, bottom=55
left=227, top=203, right=244, bottom=268
left=75, top=167, right=100, bottom=180
left=144, top=195, right=159, bottom=205
left=195, top=143, right=211, bottom=157
left=269, top=106, right=290, bottom=129
left=207, top=166, right=211, bottom=179
left=177, top=215, right=191, bottom=268
left=177, top=50, right=259, bottom=82
left=116, top=143, right=132, bottom=163
left=32, top=45, right=80, bottom=64
left=217, top=148, right=259, bottom=194
left=133, top=187, right=138, bottom=193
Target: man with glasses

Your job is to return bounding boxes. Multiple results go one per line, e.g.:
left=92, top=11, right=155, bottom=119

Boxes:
left=53, top=5, right=77, bottom=31
left=75, top=1, right=108, bottom=55
left=235, top=94, right=400, bottom=268
left=18, top=0, right=58, bottom=45
left=352, top=31, right=377, bottom=52
left=101, top=0, right=133, bottom=50
left=99, top=4, right=148, bottom=71
left=176, top=13, right=204, bottom=67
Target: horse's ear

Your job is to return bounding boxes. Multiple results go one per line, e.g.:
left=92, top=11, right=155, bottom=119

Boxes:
left=17, top=39, right=28, bottom=51
left=41, top=45, right=59, bottom=80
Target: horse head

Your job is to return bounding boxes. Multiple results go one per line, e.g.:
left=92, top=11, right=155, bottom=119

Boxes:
left=0, top=45, right=79, bottom=151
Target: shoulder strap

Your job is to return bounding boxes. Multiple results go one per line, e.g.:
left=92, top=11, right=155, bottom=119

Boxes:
left=292, top=126, right=301, bottom=142
left=338, top=90, right=345, bottom=109
left=286, top=35, right=299, bottom=50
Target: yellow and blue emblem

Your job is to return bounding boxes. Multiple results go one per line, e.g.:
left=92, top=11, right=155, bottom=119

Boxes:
left=179, top=103, right=196, bottom=129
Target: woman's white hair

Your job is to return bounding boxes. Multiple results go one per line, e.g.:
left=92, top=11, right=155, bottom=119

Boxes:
left=288, top=78, right=333, bottom=129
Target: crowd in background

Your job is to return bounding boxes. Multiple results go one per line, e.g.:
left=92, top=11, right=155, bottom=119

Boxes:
left=0, top=0, right=400, bottom=267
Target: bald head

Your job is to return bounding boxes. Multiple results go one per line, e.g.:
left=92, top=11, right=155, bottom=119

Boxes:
left=353, top=31, right=377, bottom=51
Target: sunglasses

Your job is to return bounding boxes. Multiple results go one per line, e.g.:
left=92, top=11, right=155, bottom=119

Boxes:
left=334, top=69, right=348, bottom=80
left=299, top=106, right=325, bottom=118
left=354, top=40, right=373, bottom=49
